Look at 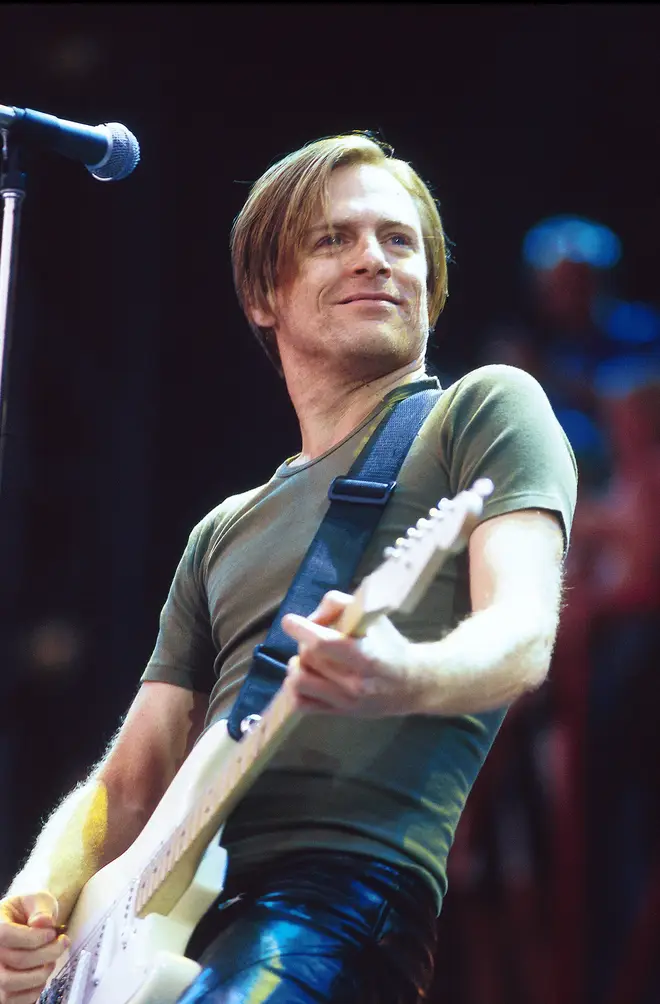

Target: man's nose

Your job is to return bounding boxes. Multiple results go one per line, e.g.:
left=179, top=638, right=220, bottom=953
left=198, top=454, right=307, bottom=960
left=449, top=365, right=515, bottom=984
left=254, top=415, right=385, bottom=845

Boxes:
left=350, top=236, right=391, bottom=275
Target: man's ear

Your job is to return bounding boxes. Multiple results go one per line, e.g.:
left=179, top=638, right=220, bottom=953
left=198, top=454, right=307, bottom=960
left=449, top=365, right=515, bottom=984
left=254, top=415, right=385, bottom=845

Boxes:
left=248, top=299, right=277, bottom=329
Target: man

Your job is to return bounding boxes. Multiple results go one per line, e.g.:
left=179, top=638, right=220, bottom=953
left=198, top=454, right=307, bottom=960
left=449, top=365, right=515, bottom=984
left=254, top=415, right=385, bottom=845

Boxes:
left=0, top=133, right=577, bottom=1003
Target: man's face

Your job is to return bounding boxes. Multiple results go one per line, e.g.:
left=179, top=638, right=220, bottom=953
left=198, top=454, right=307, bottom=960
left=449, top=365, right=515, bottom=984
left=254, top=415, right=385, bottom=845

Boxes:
left=254, top=163, right=430, bottom=379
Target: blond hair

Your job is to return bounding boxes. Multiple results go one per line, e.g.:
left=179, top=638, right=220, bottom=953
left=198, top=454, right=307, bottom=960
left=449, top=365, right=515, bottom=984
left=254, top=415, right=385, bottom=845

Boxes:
left=230, top=132, right=450, bottom=371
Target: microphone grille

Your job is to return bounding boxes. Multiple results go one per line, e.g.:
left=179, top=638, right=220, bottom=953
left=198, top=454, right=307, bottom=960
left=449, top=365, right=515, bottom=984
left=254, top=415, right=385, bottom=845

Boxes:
left=88, top=122, right=140, bottom=182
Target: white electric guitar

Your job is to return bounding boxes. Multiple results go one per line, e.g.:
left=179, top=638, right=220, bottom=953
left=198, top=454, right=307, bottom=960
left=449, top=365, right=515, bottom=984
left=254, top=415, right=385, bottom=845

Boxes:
left=40, top=478, right=492, bottom=1004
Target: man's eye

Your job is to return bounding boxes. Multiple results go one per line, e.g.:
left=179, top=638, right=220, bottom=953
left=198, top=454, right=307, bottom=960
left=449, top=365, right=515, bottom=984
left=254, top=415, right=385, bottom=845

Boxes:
left=389, top=233, right=413, bottom=247
left=317, top=234, right=344, bottom=248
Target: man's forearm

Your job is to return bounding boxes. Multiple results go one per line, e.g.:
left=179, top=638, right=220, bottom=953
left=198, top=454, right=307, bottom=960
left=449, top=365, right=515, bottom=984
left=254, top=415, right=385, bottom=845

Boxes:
left=409, top=601, right=558, bottom=716
left=7, top=779, right=147, bottom=924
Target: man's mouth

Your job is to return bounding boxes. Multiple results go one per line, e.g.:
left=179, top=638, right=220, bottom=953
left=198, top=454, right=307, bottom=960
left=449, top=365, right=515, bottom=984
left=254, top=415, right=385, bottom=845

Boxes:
left=339, top=293, right=400, bottom=305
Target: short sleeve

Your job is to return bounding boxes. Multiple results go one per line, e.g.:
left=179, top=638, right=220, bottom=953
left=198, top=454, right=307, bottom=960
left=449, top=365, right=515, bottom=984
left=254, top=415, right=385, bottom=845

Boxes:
left=440, top=365, right=578, bottom=551
left=140, top=515, right=218, bottom=694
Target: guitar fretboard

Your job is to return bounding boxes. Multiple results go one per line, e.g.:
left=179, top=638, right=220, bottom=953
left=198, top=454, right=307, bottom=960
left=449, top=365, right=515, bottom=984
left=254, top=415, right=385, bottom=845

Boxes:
left=134, top=680, right=301, bottom=915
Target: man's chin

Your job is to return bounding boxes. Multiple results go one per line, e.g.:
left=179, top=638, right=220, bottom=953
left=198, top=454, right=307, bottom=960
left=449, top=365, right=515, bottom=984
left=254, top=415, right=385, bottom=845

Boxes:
left=282, top=322, right=426, bottom=380
left=348, top=324, right=423, bottom=358
left=335, top=337, right=422, bottom=382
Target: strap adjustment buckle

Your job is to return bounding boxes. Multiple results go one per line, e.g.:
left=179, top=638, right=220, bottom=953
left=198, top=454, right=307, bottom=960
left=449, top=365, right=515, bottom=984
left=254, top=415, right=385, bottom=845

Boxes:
left=327, top=476, right=396, bottom=507
left=252, top=644, right=289, bottom=675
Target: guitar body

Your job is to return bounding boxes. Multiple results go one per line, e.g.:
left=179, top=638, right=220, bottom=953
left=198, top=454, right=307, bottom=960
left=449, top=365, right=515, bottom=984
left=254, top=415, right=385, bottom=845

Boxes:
left=42, top=720, right=235, bottom=1004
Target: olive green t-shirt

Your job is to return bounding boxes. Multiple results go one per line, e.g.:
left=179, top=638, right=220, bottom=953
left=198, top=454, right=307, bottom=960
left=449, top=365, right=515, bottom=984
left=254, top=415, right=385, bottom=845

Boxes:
left=142, top=364, right=577, bottom=911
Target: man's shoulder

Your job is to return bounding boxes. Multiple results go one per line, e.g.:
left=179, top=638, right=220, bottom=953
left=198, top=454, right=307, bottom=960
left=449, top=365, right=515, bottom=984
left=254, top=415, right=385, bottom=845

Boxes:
left=197, top=481, right=273, bottom=533
left=185, top=480, right=274, bottom=560
left=435, top=364, right=553, bottom=429
left=444, top=363, right=545, bottom=401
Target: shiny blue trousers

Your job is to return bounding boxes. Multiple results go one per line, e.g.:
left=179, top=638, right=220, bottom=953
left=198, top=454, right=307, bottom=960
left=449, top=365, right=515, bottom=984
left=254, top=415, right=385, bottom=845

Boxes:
left=177, top=852, right=438, bottom=1003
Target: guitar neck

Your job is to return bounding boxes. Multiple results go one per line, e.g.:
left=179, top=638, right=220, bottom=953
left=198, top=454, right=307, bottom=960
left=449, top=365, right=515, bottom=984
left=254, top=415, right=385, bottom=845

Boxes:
left=133, top=681, right=296, bottom=916
left=134, top=586, right=376, bottom=918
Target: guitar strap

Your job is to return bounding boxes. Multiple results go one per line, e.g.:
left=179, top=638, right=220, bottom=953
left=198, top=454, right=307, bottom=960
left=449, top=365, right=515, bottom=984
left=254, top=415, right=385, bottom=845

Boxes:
left=226, top=383, right=442, bottom=742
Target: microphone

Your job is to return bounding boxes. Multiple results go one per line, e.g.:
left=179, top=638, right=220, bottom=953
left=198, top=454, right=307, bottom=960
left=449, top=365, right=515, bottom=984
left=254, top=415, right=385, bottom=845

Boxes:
left=0, top=103, right=140, bottom=181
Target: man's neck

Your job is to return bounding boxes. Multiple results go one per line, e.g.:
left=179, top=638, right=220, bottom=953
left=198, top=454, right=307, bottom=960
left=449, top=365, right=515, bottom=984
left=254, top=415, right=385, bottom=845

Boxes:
left=283, top=357, right=429, bottom=465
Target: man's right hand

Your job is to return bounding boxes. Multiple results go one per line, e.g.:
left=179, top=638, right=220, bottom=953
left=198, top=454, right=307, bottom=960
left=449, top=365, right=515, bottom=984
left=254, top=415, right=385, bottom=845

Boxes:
left=0, top=892, right=70, bottom=1004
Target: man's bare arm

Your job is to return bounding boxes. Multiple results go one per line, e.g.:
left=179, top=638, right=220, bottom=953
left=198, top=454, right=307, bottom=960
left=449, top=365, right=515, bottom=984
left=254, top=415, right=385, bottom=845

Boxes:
left=408, top=507, right=565, bottom=714
left=282, top=509, right=565, bottom=717
left=5, top=681, right=208, bottom=924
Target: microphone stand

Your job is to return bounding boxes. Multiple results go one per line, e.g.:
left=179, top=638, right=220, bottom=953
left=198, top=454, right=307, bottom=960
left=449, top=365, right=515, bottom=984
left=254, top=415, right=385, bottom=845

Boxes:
left=0, top=127, right=26, bottom=496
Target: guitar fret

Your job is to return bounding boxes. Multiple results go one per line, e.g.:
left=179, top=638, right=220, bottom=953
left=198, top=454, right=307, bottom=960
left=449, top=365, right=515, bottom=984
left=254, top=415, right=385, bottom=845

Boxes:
left=257, top=729, right=271, bottom=752
left=182, top=818, right=191, bottom=846
left=141, top=871, right=153, bottom=906
left=217, top=766, right=232, bottom=803
left=144, top=843, right=169, bottom=905
left=155, top=849, right=167, bottom=885
left=191, top=798, right=205, bottom=841
left=181, top=823, right=191, bottom=853
left=207, top=780, right=222, bottom=818
left=188, top=802, right=201, bottom=843
left=147, top=858, right=158, bottom=894
left=162, top=840, right=173, bottom=871
left=227, top=754, right=243, bottom=793
left=149, top=860, right=159, bottom=895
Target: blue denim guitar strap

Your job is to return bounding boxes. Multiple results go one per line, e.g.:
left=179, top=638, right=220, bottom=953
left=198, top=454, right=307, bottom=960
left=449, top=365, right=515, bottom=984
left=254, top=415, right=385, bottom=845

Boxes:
left=226, top=386, right=441, bottom=741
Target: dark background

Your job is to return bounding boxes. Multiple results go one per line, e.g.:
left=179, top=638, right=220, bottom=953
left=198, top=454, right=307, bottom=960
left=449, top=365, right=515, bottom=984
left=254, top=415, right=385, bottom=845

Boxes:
left=1, top=5, right=659, bottom=1003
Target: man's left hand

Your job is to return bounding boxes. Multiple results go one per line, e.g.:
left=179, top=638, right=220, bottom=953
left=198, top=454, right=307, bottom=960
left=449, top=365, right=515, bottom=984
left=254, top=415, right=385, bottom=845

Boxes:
left=281, top=591, right=416, bottom=716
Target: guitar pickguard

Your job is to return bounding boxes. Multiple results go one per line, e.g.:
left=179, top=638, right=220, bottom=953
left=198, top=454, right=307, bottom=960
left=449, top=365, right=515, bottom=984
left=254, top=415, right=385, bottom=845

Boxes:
left=40, top=834, right=227, bottom=1004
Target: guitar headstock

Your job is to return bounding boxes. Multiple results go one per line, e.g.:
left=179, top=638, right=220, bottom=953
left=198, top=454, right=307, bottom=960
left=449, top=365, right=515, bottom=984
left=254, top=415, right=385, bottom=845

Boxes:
left=359, top=478, right=493, bottom=619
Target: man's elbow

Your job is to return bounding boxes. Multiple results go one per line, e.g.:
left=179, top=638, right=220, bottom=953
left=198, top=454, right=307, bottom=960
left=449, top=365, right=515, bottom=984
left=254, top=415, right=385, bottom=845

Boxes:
left=518, top=623, right=557, bottom=693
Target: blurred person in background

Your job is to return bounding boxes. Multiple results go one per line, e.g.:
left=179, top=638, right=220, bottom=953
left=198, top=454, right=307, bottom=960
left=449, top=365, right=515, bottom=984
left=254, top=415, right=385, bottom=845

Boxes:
left=482, top=216, right=660, bottom=491
left=0, top=133, right=576, bottom=1004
